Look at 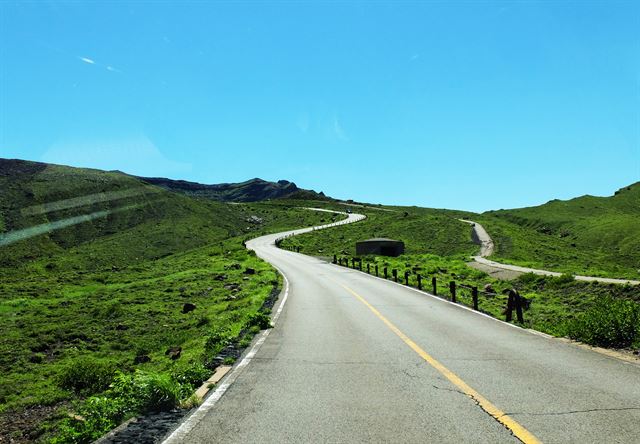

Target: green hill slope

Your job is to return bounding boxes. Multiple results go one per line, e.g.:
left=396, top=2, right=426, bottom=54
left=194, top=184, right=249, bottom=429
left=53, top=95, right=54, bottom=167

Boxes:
left=478, top=183, right=640, bottom=279
left=0, top=159, right=333, bottom=442
left=280, top=204, right=477, bottom=258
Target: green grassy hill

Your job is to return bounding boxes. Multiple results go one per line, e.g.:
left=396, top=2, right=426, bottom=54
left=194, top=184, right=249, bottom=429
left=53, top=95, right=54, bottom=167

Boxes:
left=0, top=159, right=333, bottom=443
left=478, top=183, right=640, bottom=279
left=280, top=204, right=477, bottom=259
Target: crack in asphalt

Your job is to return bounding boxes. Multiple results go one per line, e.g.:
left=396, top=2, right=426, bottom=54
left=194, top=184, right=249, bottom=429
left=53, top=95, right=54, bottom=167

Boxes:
left=502, top=407, right=640, bottom=417
left=431, top=385, right=524, bottom=442
left=431, top=384, right=465, bottom=395
left=401, top=369, right=419, bottom=379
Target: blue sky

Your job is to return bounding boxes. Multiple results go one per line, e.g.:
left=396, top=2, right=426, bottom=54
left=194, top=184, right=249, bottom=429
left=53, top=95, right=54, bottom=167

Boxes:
left=0, top=1, right=638, bottom=212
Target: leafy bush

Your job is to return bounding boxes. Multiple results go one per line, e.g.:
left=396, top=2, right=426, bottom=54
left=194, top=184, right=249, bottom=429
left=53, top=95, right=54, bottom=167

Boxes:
left=57, top=357, right=116, bottom=395
left=245, top=312, right=272, bottom=330
left=50, top=395, right=131, bottom=443
left=566, top=297, right=640, bottom=348
left=547, top=273, right=576, bottom=289
left=110, top=370, right=182, bottom=412
left=171, top=362, right=210, bottom=394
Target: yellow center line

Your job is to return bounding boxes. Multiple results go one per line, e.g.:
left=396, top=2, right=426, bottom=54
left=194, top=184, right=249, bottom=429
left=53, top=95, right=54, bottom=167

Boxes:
left=339, top=283, right=542, bottom=444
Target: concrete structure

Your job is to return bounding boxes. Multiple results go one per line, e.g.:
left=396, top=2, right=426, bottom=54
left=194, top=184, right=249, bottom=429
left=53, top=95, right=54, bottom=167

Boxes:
left=356, top=238, right=404, bottom=257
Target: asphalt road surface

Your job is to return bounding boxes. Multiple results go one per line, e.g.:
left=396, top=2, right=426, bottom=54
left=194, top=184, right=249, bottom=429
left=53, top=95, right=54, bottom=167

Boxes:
left=164, top=212, right=640, bottom=443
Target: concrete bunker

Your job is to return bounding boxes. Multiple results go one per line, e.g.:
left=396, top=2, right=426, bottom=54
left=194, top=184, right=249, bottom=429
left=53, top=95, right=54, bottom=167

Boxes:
left=355, top=238, right=404, bottom=257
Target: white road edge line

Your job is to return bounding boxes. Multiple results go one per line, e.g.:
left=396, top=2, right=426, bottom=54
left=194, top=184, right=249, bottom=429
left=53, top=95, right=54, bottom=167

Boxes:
left=162, top=270, right=291, bottom=444
left=332, top=263, right=555, bottom=338
left=162, top=210, right=365, bottom=443
left=334, top=264, right=640, bottom=364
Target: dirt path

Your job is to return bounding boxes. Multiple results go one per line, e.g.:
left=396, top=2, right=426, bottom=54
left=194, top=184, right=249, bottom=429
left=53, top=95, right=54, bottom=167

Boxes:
left=460, top=219, right=640, bottom=285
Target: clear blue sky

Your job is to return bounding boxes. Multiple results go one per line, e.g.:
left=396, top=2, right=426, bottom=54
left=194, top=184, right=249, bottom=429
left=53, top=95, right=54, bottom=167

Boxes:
left=1, top=1, right=638, bottom=212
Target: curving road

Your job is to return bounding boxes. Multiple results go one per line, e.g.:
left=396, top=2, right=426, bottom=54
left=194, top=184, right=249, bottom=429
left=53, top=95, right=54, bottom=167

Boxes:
left=460, top=219, right=640, bottom=286
left=164, top=212, right=640, bottom=443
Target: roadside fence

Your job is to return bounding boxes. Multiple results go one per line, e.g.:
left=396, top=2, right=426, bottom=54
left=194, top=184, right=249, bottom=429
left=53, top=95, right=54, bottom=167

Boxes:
left=332, top=255, right=528, bottom=323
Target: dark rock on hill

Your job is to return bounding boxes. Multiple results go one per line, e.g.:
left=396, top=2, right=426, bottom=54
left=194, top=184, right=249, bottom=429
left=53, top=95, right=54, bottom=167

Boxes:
left=136, top=176, right=330, bottom=202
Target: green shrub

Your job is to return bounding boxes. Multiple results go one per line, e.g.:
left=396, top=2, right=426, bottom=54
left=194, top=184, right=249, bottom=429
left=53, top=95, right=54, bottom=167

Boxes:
left=203, top=328, right=232, bottom=358
left=245, top=312, right=271, bottom=330
left=566, top=297, right=640, bottom=348
left=51, top=396, right=126, bottom=444
left=547, top=273, right=576, bottom=289
left=110, top=370, right=182, bottom=412
left=171, top=362, right=210, bottom=393
left=57, top=357, right=116, bottom=395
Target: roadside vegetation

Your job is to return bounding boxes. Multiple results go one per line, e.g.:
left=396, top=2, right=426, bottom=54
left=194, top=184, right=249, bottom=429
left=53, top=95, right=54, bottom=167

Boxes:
left=281, top=206, right=640, bottom=351
left=0, top=160, right=336, bottom=443
left=476, top=183, right=640, bottom=280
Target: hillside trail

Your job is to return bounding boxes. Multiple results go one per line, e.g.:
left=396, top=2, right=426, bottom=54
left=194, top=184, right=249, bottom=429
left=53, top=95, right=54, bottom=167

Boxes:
left=459, top=219, right=640, bottom=285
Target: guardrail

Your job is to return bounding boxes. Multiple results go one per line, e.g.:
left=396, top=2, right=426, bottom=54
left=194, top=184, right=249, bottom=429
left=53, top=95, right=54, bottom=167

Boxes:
left=332, top=255, right=528, bottom=323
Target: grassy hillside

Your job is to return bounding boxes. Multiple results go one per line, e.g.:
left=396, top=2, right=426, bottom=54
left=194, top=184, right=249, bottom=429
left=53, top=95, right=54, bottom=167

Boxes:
left=0, top=159, right=332, bottom=443
left=280, top=204, right=478, bottom=259
left=478, top=183, right=640, bottom=279
left=282, top=200, right=639, bottom=352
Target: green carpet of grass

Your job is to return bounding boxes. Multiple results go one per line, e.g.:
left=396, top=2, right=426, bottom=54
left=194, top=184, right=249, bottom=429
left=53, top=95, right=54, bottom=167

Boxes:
left=280, top=204, right=477, bottom=258
left=478, top=182, right=640, bottom=279
left=333, top=254, right=640, bottom=348
left=0, top=160, right=333, bottom=442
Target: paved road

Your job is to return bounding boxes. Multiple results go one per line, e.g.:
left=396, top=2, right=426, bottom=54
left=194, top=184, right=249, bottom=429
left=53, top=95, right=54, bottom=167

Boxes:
left=164, top=213, right=640, bottom=443
left=460, top=219, right=640, bottom=286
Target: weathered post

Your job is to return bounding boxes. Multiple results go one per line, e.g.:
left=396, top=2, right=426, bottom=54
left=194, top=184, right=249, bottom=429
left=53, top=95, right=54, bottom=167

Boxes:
left=502, top=289, right=524, bottom=322
left=506, top=291, right=515, bottom=322
left=375, top=264, right=379, bottom=277
left=367, top=263, right=370, bottom=274
left=449, top=281, right=456, bottom=303
left=404, top=271, right=410, bottom=286
left=472, top=286, right=479, bottom=310
left=515, top=291, right=524, bottom=323
left=333, top=254, right=337, bottom=264
left=358, top=260, right=362, bottom=271
left=297, top=246, right=301, bottom=253
left=417, top=274, right=422, bottom=290
left=432, top=277, right=437, bottom=295
left=384, top=267, right=388, bottom=279
left=392, top=269, right=398, bottom=282
left=351, top=258, right=355, bottom=268
left=472, top=286, right=478, bottom=311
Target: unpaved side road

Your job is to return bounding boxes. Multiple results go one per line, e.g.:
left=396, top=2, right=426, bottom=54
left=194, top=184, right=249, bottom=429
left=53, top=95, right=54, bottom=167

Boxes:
left=460, top=219, right=640, bottom=285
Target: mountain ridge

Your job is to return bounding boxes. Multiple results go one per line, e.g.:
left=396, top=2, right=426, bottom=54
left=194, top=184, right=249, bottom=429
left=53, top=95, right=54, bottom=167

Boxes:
left=136, top=175, right=330, bottom=202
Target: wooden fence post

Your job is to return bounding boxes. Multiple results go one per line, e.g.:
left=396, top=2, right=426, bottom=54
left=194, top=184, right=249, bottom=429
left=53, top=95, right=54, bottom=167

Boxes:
left=375, top=265, right=379, bottom=277
left=515, top=292, right=524, bottom=323
left=392, top=269, right=398, bottom=282
left=432, top=277, right=437, bottom=295
left=359, top=260, right=362, bottom=271
left=367, top=263, right=370, bottom=274
left=506, top=291, right=515, bottom=322
left=504, top=289, right=524, bottom=323
left=450, top=281, right=456, bottom=303
left=417, top=274, right=422, bottom=290
left=472, top=286, right=478, bottom=311
left=333, top=254, right=337, bottom=264
left=404, top=271, right=410, bottom=286
left=384, top=267, right=388, bottom=279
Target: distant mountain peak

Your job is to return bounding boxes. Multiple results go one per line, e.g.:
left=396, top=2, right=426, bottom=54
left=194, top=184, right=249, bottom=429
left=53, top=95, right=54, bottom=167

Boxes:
left=136, top=175, right=329, bottom=202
